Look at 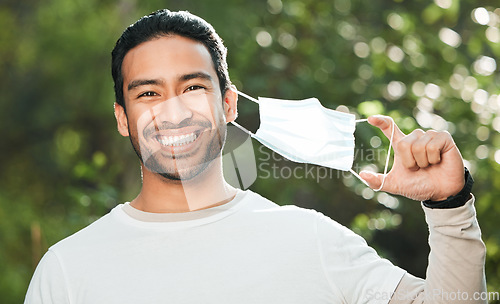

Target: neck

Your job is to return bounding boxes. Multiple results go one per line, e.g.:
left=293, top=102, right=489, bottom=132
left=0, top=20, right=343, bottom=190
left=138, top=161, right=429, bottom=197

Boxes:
left=130, top=156, right=237, bottom=213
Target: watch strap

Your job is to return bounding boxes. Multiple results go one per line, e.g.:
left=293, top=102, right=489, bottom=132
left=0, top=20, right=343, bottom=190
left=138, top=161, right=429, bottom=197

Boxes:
left=422, top=167, right=474, bottom=209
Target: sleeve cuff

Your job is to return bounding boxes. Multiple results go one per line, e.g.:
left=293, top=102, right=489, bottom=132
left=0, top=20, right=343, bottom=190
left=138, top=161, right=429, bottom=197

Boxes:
left=422, top=194, right=476, bottom=227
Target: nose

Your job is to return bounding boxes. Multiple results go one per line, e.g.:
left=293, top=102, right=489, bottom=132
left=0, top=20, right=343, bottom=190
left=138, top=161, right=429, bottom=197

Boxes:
left=153, top=95, right=193, bottom=126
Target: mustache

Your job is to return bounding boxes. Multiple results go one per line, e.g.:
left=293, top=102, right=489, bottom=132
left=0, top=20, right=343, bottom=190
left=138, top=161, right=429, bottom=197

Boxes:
left=143, top=118, right=213, bottom=139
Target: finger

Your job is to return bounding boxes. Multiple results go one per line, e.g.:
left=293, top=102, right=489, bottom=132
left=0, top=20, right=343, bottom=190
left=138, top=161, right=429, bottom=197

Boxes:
left=367, top=115, right=405, bottom=143
left=426, top=136, right=442, bottom=165
left=426, top=131, right=454, bottom=165
left=411, top=131, right=437, bottom=168
left=397, top=129, right=424, bottom=171
left=359, top=171, right=386, bottom=191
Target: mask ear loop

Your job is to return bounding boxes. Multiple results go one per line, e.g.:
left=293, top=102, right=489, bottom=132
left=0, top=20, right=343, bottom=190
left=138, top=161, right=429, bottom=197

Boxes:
left=235, top=90, right=260, bottom=104
left=230, top=90, right=259, bottom=136
left=350, top=117, right=395, bottom=191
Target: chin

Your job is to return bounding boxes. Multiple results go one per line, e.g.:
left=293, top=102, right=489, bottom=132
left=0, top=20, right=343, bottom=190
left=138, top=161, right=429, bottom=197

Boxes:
left=145, top=157, right=216, bottom=182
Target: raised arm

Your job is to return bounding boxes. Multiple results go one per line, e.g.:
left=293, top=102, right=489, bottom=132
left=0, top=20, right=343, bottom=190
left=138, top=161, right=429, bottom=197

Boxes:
left=360, top=115, right=487, bottom=303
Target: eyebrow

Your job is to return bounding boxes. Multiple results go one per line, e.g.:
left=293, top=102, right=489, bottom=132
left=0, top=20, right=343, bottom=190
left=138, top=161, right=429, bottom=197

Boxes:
left=127, top=72, right=213, bottom=91
left=127, top=79, right=165, bottom=91
left=179, top=72, right=213, bottom=83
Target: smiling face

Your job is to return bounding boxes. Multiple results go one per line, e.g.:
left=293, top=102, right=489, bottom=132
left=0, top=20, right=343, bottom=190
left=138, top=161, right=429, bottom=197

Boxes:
left=114, top=35, right=237, bottom=181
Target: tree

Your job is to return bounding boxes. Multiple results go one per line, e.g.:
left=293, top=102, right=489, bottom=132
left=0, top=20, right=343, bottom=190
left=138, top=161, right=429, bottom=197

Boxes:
left=1, top=0, right=499, bottom=302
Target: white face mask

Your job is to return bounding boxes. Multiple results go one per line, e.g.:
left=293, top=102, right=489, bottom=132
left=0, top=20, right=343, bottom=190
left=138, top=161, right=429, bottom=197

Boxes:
left=232, top=91, right=394, bottom=190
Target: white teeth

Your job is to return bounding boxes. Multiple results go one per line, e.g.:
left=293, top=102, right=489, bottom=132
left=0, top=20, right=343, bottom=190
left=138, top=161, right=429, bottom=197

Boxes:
left=156, top=133, right=198, bottom=147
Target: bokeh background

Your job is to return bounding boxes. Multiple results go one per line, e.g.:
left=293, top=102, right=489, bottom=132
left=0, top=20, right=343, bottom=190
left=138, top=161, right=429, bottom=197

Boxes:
left=1, top=0, right=500, bottom=302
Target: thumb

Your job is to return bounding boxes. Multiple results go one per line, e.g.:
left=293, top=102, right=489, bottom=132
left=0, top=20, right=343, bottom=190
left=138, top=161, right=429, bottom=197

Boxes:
left=359, top=171, right=386, bottom=191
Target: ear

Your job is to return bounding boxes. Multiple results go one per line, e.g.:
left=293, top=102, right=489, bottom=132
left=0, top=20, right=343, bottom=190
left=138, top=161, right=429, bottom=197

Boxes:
left=223, top=85, right=238, bottom=123
left=114, top=102, right=130, bottom=137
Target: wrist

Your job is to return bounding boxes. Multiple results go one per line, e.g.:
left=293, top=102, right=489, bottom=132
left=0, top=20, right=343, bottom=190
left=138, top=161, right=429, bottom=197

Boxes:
left=423, top=167, right=473, bottom=209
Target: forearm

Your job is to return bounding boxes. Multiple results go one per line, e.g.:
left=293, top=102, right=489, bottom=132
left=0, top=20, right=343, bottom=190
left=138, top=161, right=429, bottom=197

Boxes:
left=389, top=195, right=487, bottom=303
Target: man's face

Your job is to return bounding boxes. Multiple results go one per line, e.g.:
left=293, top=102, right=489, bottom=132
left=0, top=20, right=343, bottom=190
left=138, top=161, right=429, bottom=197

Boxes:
left=115, top=35, right=235, bottom=181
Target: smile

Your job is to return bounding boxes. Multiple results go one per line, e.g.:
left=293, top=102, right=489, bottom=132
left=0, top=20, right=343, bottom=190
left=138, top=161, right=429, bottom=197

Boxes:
left=155, top=132, right=199, bottom=147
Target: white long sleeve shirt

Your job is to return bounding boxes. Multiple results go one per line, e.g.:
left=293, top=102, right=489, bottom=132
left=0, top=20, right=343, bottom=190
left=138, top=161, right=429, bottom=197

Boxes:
left=25, top=190, right=486, bottom=303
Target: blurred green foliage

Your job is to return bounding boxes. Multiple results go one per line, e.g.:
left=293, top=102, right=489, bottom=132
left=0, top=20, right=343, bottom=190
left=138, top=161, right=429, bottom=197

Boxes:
left=1, top=0, right=499, bottom=302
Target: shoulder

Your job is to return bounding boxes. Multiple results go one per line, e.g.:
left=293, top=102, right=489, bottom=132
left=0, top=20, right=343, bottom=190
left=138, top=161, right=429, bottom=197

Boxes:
left=25, top=250, right=71, bottom=303
left=241, top=189, right=320, bottom=217
left=240, top=189, right=348, bottom=235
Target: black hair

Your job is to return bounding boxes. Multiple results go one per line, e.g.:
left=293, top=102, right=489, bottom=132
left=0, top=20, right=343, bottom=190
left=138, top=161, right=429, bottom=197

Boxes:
left=111, top=9, right=231, bottom=109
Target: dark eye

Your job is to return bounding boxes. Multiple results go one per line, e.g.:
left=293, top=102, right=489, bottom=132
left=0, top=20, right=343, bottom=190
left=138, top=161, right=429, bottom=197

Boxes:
left=185, top=85, right=205, bottom=92
left=138, top=91, right=158, bottom=98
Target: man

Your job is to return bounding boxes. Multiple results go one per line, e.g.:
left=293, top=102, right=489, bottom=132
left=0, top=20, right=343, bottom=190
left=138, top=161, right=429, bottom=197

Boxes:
left=25, top=9, right=486, bottom=303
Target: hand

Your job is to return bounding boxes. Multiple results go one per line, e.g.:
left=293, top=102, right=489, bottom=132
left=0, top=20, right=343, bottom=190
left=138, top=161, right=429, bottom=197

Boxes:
left=359, top=115, right=465, bottom=201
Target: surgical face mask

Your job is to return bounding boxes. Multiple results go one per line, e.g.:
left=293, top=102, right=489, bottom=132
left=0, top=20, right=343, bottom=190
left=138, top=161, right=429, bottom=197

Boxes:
left=232, top=91, right=394, bottom=190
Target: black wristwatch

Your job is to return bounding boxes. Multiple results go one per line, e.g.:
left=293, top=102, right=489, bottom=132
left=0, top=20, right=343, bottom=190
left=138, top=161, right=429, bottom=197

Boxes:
left=422, top=167, right=474, bottom=209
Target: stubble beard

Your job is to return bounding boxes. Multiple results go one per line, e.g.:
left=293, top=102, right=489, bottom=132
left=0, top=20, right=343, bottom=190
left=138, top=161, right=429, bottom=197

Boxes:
left=128, top=121, right=227, bottom=182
